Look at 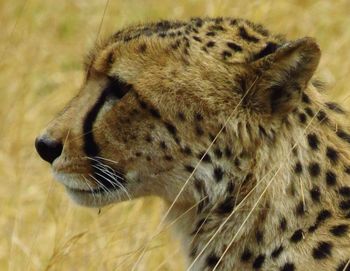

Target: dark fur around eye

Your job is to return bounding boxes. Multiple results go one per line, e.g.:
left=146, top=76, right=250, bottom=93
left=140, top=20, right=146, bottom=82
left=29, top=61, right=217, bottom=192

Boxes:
left=106, top=76, right=133, bottom=99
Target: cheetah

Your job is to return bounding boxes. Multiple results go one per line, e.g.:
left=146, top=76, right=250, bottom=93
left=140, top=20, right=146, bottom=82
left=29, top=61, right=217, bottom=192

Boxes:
left=35, top=17, right=350, bottom=270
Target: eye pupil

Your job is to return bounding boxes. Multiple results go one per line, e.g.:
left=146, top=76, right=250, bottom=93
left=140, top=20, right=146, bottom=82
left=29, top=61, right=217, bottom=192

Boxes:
left=105, top=76, right=132, bottom=99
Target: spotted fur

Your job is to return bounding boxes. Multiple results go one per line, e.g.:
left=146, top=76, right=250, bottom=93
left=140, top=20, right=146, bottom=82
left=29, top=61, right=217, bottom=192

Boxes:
left=35, top=17, right=350, bottom=270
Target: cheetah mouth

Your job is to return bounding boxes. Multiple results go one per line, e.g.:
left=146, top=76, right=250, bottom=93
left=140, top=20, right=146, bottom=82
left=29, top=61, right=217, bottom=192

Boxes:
left=56, top=171, right=130, bottom=207
left=65, top=185, right=120, bottom=194
left=53, top=163, right=127, bottom=194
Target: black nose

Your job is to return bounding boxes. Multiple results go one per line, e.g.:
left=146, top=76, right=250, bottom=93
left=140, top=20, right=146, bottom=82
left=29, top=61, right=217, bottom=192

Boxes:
left=35, top=136, right=63, bottom=164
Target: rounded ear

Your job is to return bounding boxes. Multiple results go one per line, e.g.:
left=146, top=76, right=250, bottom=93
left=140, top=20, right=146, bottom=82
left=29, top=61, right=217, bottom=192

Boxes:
left=248, top=37, right=321, bottom=115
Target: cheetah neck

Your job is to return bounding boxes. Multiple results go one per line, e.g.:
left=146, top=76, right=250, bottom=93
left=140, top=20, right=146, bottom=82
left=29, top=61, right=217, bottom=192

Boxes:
left=172, top=87, right=350, bottom=270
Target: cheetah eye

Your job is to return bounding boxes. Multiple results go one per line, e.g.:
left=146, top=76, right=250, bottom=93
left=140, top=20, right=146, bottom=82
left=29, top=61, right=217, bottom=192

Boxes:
left=105, top=76, right=132, bottom=99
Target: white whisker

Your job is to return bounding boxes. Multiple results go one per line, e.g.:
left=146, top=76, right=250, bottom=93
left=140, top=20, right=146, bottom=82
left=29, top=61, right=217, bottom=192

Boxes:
left=91, top=162, right=131, bottom=200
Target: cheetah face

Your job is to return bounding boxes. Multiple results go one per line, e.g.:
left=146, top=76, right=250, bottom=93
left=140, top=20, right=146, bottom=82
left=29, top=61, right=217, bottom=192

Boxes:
left=35, top=19, right=320, bottom=208
left=34, top=69, right=222, bottom=208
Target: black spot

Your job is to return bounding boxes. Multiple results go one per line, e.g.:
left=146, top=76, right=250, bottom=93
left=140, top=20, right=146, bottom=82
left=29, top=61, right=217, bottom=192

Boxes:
left=181, top=146, right=192, bottom=156
left=317, top=110, right=328, bottom=122
left=214, top=148, right=223, bottom=159
left=294, top=162, right=303, bottom=174
left=145, top=134, right=153, bottom=143
left=330, top=224, right=349, bottom=237
left=337, top=129, right=350, bottom=144
left=206, top=41, right=215, bottom=47
left=214, top=17, right=224, bottom=24
left=206, top=252, right=220, bottom=268
left=206, top=31, right=216, bottom=36
left=208, top=133, right=216, bottom=142
left=252, top=254, right=265, bottom=269
left=339, top=200, right=350, bottom=210
left=308, top=224, right=318, bottom=233
left=290, top=229, right=303, bottom=243
left=308, top=162, right=321, bottom=177
left=135, top=152, right=142, bottom=157
left=184, top=165, right=195, bottom=173
left=213, top=167, right=224, bottom=182
left=227, top=181, right=235, bottom=194
left=192, top=36, right=202, bottom=42
left=146, top=156, right=152, bottom=161
left=280, top=263, right=295, bottom=271
left=339, top=186, right=350, bottom=197
left=164, top=155, right=173, bottom=161
left=160, top=141, right=167, bottom=149
left=280, top=217, right=287, bottom=232
left=256, top=230, right=264, bottom=244
left=155, top=20, right=173, bottom=32
left=227, top=42, right=242, bottom=52
left=209, top=24, right=225, bottom=31
left=239, top=26, right=259, bottom=43
left=177, top=112, right=186, bottom=121
left=241, top=249, right=252, bottom=262
left=225, top=146, right=232, bottom=158
left=171, top=40, right=181, bottom=50
left=336, top=260, right=350, bottom=271
left=165, top=122, right=177, bottom=136
left=252, top=42, right=279, bottom=61
left=229, top=19, right=238, bottom=26
left=298, top=113, right=307, bottom=124
left=139, top=100, right=148, bottom=109
left=222, top=50, right=232, bottom=59
left=309, top=210, right=332, bottom=232
left=302, top=93, right=311, bottom=104
left=271, top=245, right=284, bottom=259
left=174, top=136, right=181, bottom=145
left=106, top=50, right=115, bottom=65
left=195, top=125, right=204, bottom=136
left=310, top=186, right=321, bottom=202
left=307, top=133, right=319, bottom=150
left=325, top=171, right=337, bottom=186
left=316, top=209, right=332, bottom=224
left=326, top=147, right=339, bottom=164
left=217, top=196, right=235, bottom=214
left=312, top=241, right=333, bottom=259
left=326, top=102, right=345, bottom=114
left=296, top=201, right=306, bottom=216
left=193, top=18, right=203, bottom=28
left=195, top=113, right=203, bottom=121
left=149, top=108, right=161, bottom=118
left=197, top=152, right=212, bottom=163
left=138, top=43, right=147, bottom=53
left=305, top=107, right=314, bottom=117
left=234, top=157, right=241, bottom=167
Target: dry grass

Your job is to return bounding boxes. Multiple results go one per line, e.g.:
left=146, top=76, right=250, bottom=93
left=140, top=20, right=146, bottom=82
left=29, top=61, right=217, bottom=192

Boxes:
left=1, top=0, right=350, bottom=270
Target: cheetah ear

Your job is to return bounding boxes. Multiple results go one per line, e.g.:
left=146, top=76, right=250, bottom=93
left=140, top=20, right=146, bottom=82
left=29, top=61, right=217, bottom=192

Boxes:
left=249, top=37, right=321, bottom=115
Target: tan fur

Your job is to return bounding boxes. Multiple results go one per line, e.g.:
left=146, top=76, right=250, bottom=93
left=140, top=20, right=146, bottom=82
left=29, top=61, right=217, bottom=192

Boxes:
left=36, top=17, right=350, bottom=270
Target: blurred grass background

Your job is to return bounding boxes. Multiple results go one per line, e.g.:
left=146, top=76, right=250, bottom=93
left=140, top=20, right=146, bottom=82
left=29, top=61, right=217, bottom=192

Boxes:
left=1, top=0, right=350, bottom=270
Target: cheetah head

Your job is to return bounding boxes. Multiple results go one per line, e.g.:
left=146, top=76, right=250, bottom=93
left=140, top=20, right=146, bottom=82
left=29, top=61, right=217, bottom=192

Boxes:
left=35, top=18, right=320, bottom=209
